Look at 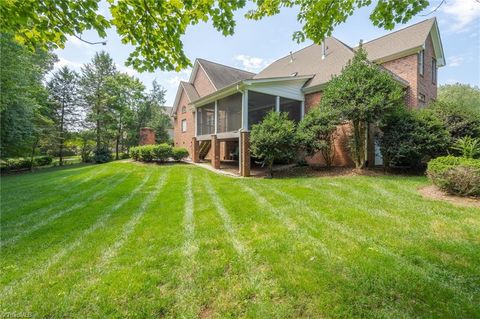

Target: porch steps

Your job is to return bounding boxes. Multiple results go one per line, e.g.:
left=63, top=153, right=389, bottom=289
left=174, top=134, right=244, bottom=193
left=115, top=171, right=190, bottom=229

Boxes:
left=199, top=140, right=211, bottom=160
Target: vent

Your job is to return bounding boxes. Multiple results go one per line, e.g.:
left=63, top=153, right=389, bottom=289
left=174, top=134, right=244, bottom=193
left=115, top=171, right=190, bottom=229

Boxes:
left=290, top=72, right=298, bottom=77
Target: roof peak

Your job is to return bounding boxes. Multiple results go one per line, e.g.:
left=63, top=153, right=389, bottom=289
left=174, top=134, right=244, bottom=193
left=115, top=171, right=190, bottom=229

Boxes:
left=360, top=17, right=436, bottom=47
left=196, top=58, right=256, bottom=75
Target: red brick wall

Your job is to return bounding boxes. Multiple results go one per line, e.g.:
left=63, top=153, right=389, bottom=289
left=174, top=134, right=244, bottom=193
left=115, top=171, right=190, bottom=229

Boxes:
left=193, top=66, right=216, bottom=97
left=139, top=128, right=155, bottom=145
left=304, top=92, right=322, bottom=112
left=304, top=92, right=354, bottom=167
left=381, top=34, right=438, bottom=108
left=417, top=34, right=437, bottom=107
left=382, top=54, right=419, bottom=108
left=173, top=90, right=195, bottom=157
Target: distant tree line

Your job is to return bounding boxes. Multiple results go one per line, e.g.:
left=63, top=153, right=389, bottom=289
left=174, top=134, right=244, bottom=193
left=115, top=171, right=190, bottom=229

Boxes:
left=0, top=33, right=172, bottom=165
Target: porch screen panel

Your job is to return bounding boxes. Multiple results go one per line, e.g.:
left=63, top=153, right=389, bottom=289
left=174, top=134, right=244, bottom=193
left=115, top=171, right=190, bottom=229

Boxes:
left=279, top=97, right=302, bottom=123
left=248, top=91, right=276, bottom=130
left=217, top=93, right=242, bottom=133
left=196, top=102, right=215, bottom=135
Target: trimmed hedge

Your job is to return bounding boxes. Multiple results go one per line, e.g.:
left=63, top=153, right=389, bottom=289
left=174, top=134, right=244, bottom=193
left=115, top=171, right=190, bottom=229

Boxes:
left=130, top=144, right=188, bottom=163
left=427, top=156, right=480, bottom=197
left=1, top=156, right=53, bottom=172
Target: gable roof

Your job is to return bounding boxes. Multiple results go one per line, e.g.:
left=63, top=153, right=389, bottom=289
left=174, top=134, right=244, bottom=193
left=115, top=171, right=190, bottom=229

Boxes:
left=358, top=18, right=445, bottom=66
left=180, top=81, right=199, bottom=101
left=196, top=58, right=255, bottom=90
left=255, top=37, right=355, bottom=90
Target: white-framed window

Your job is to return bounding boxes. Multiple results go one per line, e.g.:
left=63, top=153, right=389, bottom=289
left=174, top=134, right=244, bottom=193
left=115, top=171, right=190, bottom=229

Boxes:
left=181, top=119, right=187, bottom=132
left=432, top=58, right=437, bottom=84
left=418, top=50, right=424, bottom=76
left=181, top=106, right=187, bottom=113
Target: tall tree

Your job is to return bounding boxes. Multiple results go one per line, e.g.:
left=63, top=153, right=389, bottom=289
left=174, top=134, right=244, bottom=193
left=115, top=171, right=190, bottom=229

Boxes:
left=106, top=72, right=145, bottom=159
left=0, top=33, right=55, bottom=158
left=320, top=46, right=404, bottom=169
left=146, top=81, right=171, bottom=144
left=1, top=0, right=433, bottom=71
left=47, top=66, right=80, bottom=165
left=80, top=52, right=116, bottom=156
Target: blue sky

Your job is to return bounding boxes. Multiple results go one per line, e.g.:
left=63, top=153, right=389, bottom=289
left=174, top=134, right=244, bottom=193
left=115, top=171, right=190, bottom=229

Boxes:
left=55, top=0, right=480, bottom=105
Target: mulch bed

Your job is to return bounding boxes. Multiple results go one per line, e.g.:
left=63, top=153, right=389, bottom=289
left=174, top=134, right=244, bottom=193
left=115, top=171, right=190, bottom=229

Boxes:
left=418, top=185, right=480, bottom=208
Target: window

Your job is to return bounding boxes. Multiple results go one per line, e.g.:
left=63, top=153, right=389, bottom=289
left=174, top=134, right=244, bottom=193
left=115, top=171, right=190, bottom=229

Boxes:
left=418, top=92, right=426, bottom=103
left=181, top=119, right=187, bottom=132
left=432, top=58, right=437, bottom=84
left=196, top=103, right=215, bottom=135
left=418, top=50, right=424, bottom=76
left=248, top=91, right=276, bottom=129
left=279, top=97, right=302, bottom=123
left=181, top=106, right=187, bottom=113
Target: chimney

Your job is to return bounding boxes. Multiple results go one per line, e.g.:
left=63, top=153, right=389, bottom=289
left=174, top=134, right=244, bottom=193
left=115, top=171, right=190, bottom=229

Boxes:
left=321, top=41, right=326, bottom=60
left=289, top=51, right=294, bottom=63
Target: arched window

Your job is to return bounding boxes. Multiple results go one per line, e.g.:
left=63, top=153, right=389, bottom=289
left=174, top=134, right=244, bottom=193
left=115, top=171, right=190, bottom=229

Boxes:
left=181, top=106, right=187, bottom=113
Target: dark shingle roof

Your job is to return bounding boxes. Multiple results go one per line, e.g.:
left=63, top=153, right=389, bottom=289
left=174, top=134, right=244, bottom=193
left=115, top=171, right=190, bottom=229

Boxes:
left=197, top=58, right=255, bottom=90
left=180, top=81, right=200, bottom=101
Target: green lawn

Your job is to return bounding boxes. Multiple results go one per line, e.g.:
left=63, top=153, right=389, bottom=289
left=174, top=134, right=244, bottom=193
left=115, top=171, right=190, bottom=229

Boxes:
left=1, top=161, right=479, bottom=318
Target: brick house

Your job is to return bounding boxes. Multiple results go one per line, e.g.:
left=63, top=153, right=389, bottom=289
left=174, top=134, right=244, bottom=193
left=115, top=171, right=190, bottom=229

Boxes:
left=172, top=18, right=445, bottom=176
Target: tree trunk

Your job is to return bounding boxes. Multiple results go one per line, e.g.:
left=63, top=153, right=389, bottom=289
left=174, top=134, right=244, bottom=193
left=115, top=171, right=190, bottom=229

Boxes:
left=29, top=137, right=38, bottom=171
left=59, top=101, right=65, bottom=166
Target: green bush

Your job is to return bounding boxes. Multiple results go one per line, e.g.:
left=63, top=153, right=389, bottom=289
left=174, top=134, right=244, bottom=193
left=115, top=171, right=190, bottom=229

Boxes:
left=378, top=107, right=451, bottom=168
left=130, top=144, right=180, bottom=162
left=93, top=147, right=112, bottom=163
left=451, top=136, right=480, bottom=159
left=172, top=147, right=189, bottom=161
left=153, top=143, right=173, bottom=162
left=251, top=111, right=298, bottom=177
left=139, top=145, right=156, bottom=162
left=427, top=156, right=480, bottom=197
left=33, top=155, right=53, bottom=166
left=1, top=155, right=53, bottom=172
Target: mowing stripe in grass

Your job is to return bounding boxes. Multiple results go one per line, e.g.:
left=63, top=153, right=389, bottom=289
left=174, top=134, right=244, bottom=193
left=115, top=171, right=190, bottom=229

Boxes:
left=239, top=182, right=332, bottom=257
left=0, top=170, right=151, bottom=298
left=265, top=184, right=473, bottom=297
left=1, top=170, right=123, bottom=229
left=204, top=178, right=245, bottom=255
left=203, top=176, right=282, bottom=310
left=0, top=172, right=131, bottom=248
left=175, top=173, right=199, bottom=318
left=96, top=171, right=166, bottom=267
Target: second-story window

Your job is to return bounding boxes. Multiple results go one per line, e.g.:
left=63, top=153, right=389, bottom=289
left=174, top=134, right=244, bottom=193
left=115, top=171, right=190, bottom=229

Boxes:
left=181, top=119, right=187, bottom=132
left=418, top=50, right=424, bottom=76
left=432, top=58, right=437, bottom=84
left=181, top=106, right=187, bottom=113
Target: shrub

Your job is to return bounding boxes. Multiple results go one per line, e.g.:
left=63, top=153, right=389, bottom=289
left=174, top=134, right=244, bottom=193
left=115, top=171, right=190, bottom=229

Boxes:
left=427, top=156, right=480, bottom=197
left=33, top=155, right=53, bottom=166
left=130, top=146, right=140, bottom=161
left=378, top=107, right=450, bottom=168
left=139, top=145, right=156, bottom=162
left=297, top=105, right=340, bottom=167
left=427, top=101, right=480, bottom=143
left=153, top=143, right=173, bottom=162
left=130, top=144, right=179, bottom=162
left=172, top=147, right=189, bottom=161
left=250, top=111, right=298, bottom=177
left=93, top=147, right=112, bottom=164
left=451, top=136, right=480, bottom=159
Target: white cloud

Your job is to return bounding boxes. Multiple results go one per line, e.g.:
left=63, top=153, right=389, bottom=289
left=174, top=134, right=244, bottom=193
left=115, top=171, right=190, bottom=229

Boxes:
left=447, top=55, right=464, bottom=67
left=118, top=65, right=138, bottom=76
left=440, top=0, right=480, bottom=32
left=234, top=54, right=270, bottom=72
left=165, top=68, right=192, bottom=88
left=54, top=57, right=83, bottom=70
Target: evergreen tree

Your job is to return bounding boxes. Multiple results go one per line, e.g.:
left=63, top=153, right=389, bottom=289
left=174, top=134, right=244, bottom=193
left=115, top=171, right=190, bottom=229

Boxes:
left=47, top=66, right=80, bottom=165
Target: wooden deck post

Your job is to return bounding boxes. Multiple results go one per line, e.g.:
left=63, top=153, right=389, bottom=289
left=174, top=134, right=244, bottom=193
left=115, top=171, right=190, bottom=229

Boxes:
left=239, top=130, right=250, bottom=177
left=192, top=137, right=200, bottom=163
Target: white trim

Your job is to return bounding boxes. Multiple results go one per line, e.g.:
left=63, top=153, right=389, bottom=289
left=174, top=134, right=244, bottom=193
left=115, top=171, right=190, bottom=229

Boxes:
left=194, top=110, right=198, bottom=137
left=301, top=101, right=305, bottom=119
left=242, top=90, right=249, bottom=130
left=430, top=19, right=446, bottom=67
left=275, top=96, right=280, bottom=112
left=214, top=100, right=218, bottom=134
